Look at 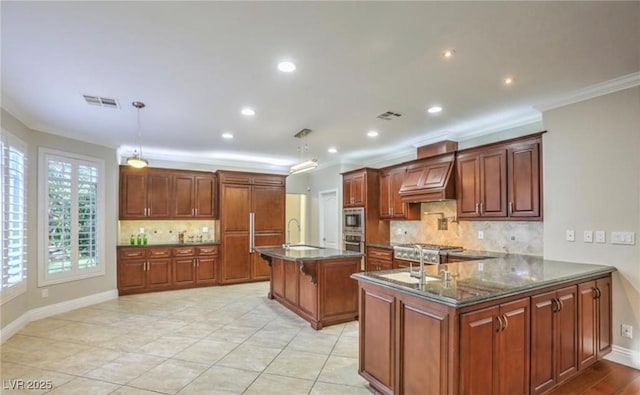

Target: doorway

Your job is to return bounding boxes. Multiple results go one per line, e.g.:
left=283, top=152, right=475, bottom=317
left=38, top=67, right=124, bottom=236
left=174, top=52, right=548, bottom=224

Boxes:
left=285, top=194, right=307, bottom=245
left=319, top=189, right=339, bottom=249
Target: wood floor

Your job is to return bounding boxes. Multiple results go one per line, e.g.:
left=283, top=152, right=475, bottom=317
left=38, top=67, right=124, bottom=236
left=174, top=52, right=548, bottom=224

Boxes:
left=548, top=360, right=640, bottom=395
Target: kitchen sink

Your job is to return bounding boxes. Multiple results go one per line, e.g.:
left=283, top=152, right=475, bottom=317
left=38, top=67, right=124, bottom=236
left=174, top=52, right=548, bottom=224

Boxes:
left=378, top=272, right=441, bottom=284
left=286, top=245, right=323, bottom=251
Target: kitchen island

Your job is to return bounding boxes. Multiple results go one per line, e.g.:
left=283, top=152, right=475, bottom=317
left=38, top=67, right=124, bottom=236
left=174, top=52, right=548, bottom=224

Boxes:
left=352, top=255, right=616, bottom=395
left=256, top=245, right=364, bottom=329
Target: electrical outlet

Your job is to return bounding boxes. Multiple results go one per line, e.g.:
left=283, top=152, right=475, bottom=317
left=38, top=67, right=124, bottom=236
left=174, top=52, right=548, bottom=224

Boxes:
left=566, top=230, right=575, bottom=242
left=478, top=231, right=484, bottom=240
left=611, top=231, right=635, bottom=245
left=202, top=227, right=209, bottom=233
left=583, top=230, right=593, bottom=243
left=41, top=288, right=48, bottom=298
left=621, top=324, right=633, bottom=339
left=595, top=231, right=606, bottom=243
left=139, top=227, right=145, bottom=234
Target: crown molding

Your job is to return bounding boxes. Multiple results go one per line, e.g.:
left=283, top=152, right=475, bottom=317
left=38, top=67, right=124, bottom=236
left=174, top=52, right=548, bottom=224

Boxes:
left=534, top=72, right=640, bottom=112
left=451, top=113, right=543, bottom=142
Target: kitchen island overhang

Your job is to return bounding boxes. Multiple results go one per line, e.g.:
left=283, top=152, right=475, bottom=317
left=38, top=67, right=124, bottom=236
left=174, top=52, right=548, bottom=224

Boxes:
left=256, top=245, right=364, bottom=330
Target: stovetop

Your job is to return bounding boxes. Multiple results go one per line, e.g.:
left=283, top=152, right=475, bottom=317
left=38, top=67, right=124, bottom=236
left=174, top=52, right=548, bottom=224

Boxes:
left=393, top=243, right=464, bottom=264
left=394, top=243, right=463, bottom=252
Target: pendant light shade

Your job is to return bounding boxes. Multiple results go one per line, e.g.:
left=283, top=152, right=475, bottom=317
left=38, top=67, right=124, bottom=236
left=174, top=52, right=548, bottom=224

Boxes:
left=126, top=101, right=148, bottom=168
left=289, top=129, right=318, bottom=175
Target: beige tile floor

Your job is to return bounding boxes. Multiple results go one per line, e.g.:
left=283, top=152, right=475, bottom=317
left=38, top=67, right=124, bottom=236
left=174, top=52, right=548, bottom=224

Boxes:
left=1, top=282, right=375, bottom=394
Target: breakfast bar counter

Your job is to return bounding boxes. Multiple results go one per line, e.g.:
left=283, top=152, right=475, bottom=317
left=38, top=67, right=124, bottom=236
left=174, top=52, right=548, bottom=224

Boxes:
left=256, top=245, right=363, bottom=329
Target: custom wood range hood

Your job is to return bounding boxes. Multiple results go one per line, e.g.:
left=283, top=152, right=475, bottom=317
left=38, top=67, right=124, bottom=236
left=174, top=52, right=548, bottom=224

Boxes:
left=398, top=140, right=457, bottom=203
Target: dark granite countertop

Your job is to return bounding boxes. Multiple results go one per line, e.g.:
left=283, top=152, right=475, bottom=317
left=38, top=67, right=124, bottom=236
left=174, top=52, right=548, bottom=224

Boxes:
left=444, top=249, right=506, bottom=259
left=255, top=245, right=364, bottom=262
left=117, top=241, right=220, bottom=248
left=352, top=254, right=615, bottom=308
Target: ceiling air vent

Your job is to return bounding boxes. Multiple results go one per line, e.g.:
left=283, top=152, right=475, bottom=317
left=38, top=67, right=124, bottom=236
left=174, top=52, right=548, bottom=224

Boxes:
left=377, top=111, right=402, bottom=120
left=83, top=95, right=120, bottom=109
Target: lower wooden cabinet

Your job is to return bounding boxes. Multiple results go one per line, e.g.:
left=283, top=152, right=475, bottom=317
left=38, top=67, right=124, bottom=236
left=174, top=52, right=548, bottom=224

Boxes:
left=460, top=298, right=530, bottom=395
left=530, top=286, right=577, bottom=394
left=366, top=246, right=393, bottom=272
left=117, top=245, right=219, bottom=295
left=578, top=276, right=612, bottom=370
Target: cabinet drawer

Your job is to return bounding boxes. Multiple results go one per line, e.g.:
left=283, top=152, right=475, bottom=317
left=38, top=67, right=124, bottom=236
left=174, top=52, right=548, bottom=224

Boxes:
left=118, top=248, right=146, bottom=260
left=367, top=247, right=393, bottom=261
left=148, top=247, right=172, bottom=258
left=173, top=247, right=196, bottom=257
left=197, top=246, right=219, bottom=256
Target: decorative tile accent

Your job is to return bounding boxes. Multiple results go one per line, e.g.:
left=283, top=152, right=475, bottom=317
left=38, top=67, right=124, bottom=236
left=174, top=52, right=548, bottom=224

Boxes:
left=118, top=220, right=219, bottom=245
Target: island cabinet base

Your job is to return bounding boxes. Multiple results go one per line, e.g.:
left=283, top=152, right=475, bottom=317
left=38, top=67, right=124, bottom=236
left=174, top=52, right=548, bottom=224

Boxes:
left=356, top=272, right=612, bottom=395
left=267, top=256, right=360, bottom=330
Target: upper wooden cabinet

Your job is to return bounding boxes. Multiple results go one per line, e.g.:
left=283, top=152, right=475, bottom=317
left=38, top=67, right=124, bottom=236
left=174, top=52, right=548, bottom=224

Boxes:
left=119, top=166, right=218, bottom=220
left=398, top=153, right=456, bottom=202
left=456, top=133, right=543, bottom=221
left=343, top=171, right=366, bottom=207
left=379, top=166, right=420, bottom=220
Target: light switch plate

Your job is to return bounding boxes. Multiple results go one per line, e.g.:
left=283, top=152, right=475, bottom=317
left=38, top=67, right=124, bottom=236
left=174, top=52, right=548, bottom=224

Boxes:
left=478, top=231, right=484, bottom=240
left=611, top=231, right=635, bottom=245
left=595, top=231, right=606, bottom=243
left=583, top=230, right=593, bottom=243
left=566, top=230, right=575, bottom=242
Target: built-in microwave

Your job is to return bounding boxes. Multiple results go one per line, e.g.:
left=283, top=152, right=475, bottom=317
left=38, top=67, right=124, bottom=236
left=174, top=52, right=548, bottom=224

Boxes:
left=343, top=207, right=364, bottom=233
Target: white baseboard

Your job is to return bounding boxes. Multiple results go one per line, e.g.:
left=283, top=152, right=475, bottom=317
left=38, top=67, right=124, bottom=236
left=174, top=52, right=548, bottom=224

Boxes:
left=605, top=345, right=640, bottom=370
left=1, top=289, right=118, bottom=343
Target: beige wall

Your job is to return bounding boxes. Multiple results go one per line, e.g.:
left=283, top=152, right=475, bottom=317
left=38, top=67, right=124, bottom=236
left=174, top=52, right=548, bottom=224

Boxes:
left=542, top=86, right=640, bottom=353
left=1, top=109, right=119, bottom=331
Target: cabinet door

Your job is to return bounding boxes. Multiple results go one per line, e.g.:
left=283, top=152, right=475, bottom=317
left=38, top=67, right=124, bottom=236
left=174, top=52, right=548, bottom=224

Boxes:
left=556, top=286, right=578, bottom=383
left=252, top=233, right=282, bottom=280
left=479, top=149, right=508, bottom=218
left=531, top=290, right=557, bottom=394
left=342, top=178, right=352, bottom=207
left=221, top=184, right=251, bottom=232
left=194, top=175, right=216, bottom=218
left=196, top=256, right=217, bottom=285
left=117, top=259, right=147, bottom=292
left=460, top=305, right=499, bottom=395
left=252, top=185, right=285, bottom=233
left=147, top=172, right=172, bottom=218
left=271, top=258, right=285, bottom=299
left=360, top=287, right=395, bottom=393
left=220, top=233, right=250, bottom=283
left=173, top=175, right=195, bottom=218
left=497, top=298, right=529, bottom=395
left=173, top=257, right=196, bottom=286
left=578, top=281, right=598, bottom=370
left=351, top=173, right=365, bottom=206
left=596, top=276, right=612, bottom=356
left=379, top=172, right=391, bottom=219
left=120, top=171, right=148, bottom=218
left=456, top=154, right=481, bottom=218
left=147, top=258, right=172, bottom=289
left=508, top=141, right=540, bottom=218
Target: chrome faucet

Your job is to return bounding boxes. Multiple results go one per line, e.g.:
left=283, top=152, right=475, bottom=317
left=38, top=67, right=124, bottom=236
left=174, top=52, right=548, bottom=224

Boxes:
left=284, top=218, right=301, bottom=249
left=408, top=244, right=426, bottom=284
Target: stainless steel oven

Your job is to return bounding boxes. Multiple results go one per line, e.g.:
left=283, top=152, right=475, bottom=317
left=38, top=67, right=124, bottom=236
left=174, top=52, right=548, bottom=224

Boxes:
left=343, top=207, right=364, bottom=234
left=343, top=233, right=364, bottom=253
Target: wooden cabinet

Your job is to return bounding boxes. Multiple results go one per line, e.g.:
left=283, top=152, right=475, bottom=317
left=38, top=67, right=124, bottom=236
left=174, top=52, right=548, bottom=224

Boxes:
left=218, top=171, right=285, bottom=284
left=460, top=297, right=530, bottom=395
left=379, top=167, right=420, bottom=220
left=578, top=276, right=612, bottom=370
left=196, top=246, right=219, bottom=285
left=343, top=171, right=366, bottom=207
left=173, top=246, right=197, bottom=286
left=120, top=168, right=172, bottom=219
left=397, top=153, right=457, bottom=203
left=366, top=246, right=393, bottom=272
left=530, top=286, right=578, bottom=394
left=172, top=173, right=217, bottom=218
left=119, top=166, right=218, bottom=219
left=456, top=133, right=543, bottom=221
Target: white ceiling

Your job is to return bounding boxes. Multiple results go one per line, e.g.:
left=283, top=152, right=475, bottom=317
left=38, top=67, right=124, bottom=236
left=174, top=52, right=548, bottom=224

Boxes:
left=2, top=2, right=639, bottom=173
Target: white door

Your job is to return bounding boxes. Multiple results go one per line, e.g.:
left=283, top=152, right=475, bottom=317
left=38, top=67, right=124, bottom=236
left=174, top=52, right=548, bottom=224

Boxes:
left=319, top=189, right=339, bottom=249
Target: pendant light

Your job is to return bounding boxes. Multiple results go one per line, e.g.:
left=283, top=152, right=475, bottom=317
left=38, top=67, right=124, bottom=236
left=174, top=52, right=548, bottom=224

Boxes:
left=126, top=101, right=149, bottom=168
left=289, top=128, right=318, bottom=175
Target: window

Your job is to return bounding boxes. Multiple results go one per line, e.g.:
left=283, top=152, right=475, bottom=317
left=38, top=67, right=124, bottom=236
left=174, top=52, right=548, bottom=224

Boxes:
left=1, top=130, right=27, bottom=303
left=38, top=148, right=105, bottom=285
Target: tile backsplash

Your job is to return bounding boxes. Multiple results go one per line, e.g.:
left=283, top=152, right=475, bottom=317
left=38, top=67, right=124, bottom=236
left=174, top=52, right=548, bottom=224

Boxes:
left=390, top=201, right=543, bottom=255
left=118, top=220, right=219, bottom=245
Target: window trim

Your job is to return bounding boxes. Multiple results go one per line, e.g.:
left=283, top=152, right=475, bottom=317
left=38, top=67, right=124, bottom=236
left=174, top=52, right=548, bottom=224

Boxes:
left=38, top=148, right=105, bottom=286
left=1, top=130, right=27, bottom=304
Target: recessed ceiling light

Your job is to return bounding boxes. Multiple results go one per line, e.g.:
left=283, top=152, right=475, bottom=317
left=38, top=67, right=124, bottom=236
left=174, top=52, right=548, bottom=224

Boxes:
left=222, top=132, right=234, bottom=139
left=427, top=106, right=443, bottom=114
left=442, top=49, right=455, bottom=59
left=504, top=76, right=514, bottom=85
left=278, top=61, right=296, bottom=72
left=328, top=147, right=338, bottom=154
left=241, top=107, right=255, bottom=116
left=367, top=130, right=379, bottom=138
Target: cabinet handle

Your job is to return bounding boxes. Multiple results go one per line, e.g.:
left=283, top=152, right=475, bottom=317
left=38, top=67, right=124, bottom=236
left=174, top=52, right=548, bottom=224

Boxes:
left=502, top=314, right=509, bottom=331
left=195, top=208, right=198, bottom=216
left=509, top=201, right=514, bottom=214
left=475, top=203, right=479, bottom=215
left=592, top=287, right=598, bottom=299
left=556, top=298, right=564, bottom=312
left=496, top=315, right=504, bottom=332
left=479, top=202, right=483, bottom=214
left=551, top=298, right=558, bottom=313
left=595, top=287, right=601, bottom=299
